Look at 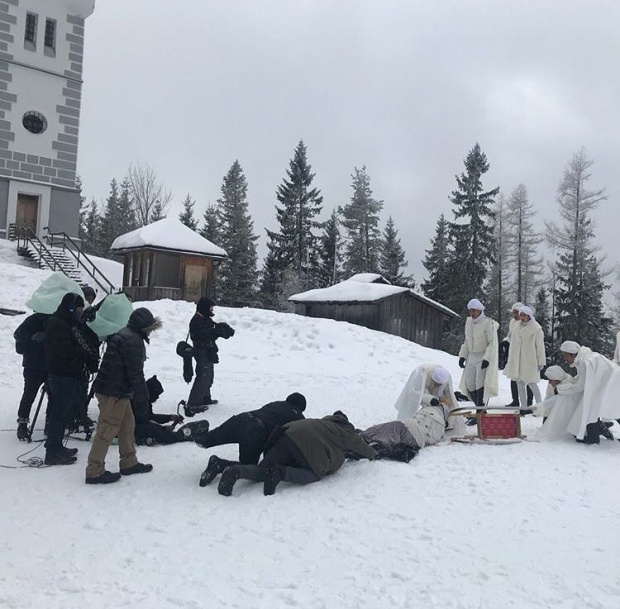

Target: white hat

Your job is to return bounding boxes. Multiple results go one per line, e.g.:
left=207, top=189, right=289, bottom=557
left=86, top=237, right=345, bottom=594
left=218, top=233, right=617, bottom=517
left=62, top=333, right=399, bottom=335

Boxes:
left=509, top=302, right=523, bottom=312
left=519, top=305, right=534, bottom=319
left=467, top=298, right=485, bottom=311
left=559, top=340, right=581, bottom=354
left=431, top=366, right=450, bottom=384
left=544, top=365, right=568, bottom=381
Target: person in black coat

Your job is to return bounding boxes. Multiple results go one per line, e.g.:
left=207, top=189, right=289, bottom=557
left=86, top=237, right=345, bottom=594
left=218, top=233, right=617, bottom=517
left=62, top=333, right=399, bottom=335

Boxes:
left=185, top=297, right=219, bottom=413
left=85, top=307, right=160, bottom=484
left=44, top=293, right=99, bottom=465
left=14, top=312, right=51, bottom=441
left=133, top=376, right=209, bottom=445
left=196, top=392, right=307, bottom=485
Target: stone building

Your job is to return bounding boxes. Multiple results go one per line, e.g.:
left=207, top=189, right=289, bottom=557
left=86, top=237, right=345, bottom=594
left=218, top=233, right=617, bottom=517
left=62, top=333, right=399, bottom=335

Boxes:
left=0, top=0, right=95, bottom=240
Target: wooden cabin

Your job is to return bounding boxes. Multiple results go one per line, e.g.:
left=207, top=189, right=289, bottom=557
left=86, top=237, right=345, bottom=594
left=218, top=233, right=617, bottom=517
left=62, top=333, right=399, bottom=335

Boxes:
left=289, top=273, right=459, bottom=349
left=110, top=219, right=227, bottom=302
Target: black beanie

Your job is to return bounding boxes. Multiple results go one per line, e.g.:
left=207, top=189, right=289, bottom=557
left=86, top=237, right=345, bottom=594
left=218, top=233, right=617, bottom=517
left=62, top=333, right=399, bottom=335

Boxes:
left=286, top=392, right=307, bottom=411
left=196, top=297, right=215, bottom=316
left=59, top=292, right=85, bottom=312
left=82, top=285, right=96, bottom=299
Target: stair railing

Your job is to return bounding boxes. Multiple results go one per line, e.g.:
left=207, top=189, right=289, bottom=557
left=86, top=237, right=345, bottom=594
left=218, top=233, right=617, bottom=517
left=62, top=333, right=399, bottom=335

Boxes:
left=15, top=227, right=66, bottom=275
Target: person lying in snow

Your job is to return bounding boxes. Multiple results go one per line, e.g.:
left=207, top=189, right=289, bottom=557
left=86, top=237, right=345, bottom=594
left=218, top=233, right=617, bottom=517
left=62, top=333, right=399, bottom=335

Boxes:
left=197, top=392, right=307, bottom=485
left=536, top=341, right=620, bottom=444
left=132, top=376, right=209, bottom=446
left=212, top=411, right=376, bottom=497
left=530, top=365, right=575, bottom=422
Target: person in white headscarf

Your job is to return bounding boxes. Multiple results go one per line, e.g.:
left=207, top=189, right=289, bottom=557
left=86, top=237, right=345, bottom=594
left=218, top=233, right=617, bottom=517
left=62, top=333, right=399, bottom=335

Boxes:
left=501, top=302, right=532, bottom=407
left=503, top=305, right=546, bottom=412
left=531, top=365, right=575, bottom=420
left=457, top=299, right=499, bottom=407
left=536, top=341, right=620, bottom=443
left=362, top=365, right=460, bottom=454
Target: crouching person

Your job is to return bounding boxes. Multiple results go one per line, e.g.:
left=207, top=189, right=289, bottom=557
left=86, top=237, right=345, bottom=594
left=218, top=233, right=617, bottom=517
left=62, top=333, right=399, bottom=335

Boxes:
left=85, top=308, right=161, bottom=484
left=134, top=376, right=210, bottom=446
left=217, top=411, right=376, bottom=497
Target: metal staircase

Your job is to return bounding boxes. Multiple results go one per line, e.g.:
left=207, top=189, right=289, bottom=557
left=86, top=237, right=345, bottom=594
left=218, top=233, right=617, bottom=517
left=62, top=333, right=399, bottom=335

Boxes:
left=13, top=225, right=116, bottom=295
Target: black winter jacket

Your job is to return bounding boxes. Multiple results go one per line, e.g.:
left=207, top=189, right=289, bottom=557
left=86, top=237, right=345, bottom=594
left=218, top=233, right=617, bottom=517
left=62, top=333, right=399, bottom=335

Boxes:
left=250, top=400, right=305, bottom=434
left=189, top=313, right=219, bottom=362
left=92, top=326, right=150, bottom=422
left=14, top=313, right=50, bottom=372
left=45, top=309, right=97, bottom=377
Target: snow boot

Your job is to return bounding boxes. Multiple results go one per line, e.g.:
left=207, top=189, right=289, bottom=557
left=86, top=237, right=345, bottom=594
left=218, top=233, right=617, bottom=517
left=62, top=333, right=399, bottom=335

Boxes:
left=60, top=446, right=78, bottom=457
left=199, top=455, right=233, bottom=487
left=181, top=400, right=209, bottom=418
left=576, top=423, right=601, bottom=445
left=16, top=418, right=29, bottom=442
left=177, top=420, right=210, bottom=442
left=120, top=462, right=153, bottom=476
left=218, top=466, right=241, bottom=496
left=45, top=452, right=78, bottom=466
left=85, top=470, right=122, bottom=485
left=263, top=465, right=285, bottom=496
left=598, top=421, right=615, bottom=441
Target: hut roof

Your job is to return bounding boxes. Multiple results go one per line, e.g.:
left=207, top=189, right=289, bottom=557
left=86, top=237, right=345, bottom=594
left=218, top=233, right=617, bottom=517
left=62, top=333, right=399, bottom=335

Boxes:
left=289, top=276, right=459, bottom=318
left=110, top=218, right=227, bottom=258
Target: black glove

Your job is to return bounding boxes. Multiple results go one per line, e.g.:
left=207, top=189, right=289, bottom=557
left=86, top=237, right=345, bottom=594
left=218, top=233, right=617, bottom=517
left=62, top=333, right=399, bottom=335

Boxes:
left=458, top=357, right=466, bottom=369
left=481, top=359, right=489, bottom=369
left=500, top=340, right=509, bottom=348
left=430, top=398, right=440, bottom=406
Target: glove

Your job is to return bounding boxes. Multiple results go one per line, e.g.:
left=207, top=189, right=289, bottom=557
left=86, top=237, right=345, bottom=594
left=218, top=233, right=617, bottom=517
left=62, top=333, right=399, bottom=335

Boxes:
left=530, top=403, right=545, bottom=417
left=171, top=414, right=184, bottom=424
left=481, top=359, right=489, bottom=369
left=500, top=340, right=509, bottom=348
left=31, top=331, right=45, bottom=343
left=430, top=398, right=440, bottom=406
left=458, top=357, right=466, bottom=369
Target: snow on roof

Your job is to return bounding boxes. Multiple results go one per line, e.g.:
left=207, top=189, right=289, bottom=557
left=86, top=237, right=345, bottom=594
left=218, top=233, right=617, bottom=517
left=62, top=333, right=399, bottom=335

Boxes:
left=110, top=218, right=227, bottom=258
left=347, top=273, right=391, bottom=284
left=289, top=277, right=459, bottom=317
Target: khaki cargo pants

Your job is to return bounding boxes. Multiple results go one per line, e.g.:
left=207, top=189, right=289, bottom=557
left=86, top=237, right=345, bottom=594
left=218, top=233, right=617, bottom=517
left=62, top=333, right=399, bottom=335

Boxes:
left=86, top=394, right=139, bottom=478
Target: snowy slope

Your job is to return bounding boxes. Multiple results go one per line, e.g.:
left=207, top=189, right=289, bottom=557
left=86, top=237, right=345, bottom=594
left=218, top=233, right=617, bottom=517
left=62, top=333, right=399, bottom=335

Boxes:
left=0, top=258, right=619, bottom=609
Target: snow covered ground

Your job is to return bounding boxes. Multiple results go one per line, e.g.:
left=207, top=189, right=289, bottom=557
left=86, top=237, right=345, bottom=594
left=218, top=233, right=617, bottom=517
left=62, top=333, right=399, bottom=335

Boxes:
left=1, top=240, right=619, bottom=609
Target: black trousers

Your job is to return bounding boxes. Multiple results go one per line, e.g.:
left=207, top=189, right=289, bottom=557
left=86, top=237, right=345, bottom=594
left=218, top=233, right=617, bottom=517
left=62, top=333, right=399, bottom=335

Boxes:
left=510, top=380, right=533, bottom=406
left=17, top=369, right=47, bottom=420
left=187, top=349, right=214, bottom=407
left=198, top=413, right=267, bottom=464
left=135, top=422, right=182, bottom=445
left=45, top=374, right=81, bottom=454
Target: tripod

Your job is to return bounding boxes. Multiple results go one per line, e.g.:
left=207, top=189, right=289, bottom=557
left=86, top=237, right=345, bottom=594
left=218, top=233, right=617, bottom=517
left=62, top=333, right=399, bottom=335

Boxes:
left=27, top=384, right=48, bottom=443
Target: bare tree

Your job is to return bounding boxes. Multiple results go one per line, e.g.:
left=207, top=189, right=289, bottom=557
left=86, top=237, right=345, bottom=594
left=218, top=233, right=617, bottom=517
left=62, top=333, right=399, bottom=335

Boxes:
left=127, top=162, right=173, bottom=226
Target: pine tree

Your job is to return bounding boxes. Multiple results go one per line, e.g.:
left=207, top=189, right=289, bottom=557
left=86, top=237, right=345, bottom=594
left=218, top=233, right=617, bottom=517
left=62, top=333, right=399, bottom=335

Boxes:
left=262, top=140, right=324, bottom=306
left=200, top=203, right=221, bottom=243
left=118, top=178, right=137, bottom=232
left=339, top=165, right=383, bottom=277
left=81, top=198, right=103, bottom=256
left=150, top=201, right=167, bottom=222
left=77, top=174, right=88, bottom=242
left=486, top=194, right=512, bottom=334
left=379, top=216, right=413, bottom=286
left=216, top=161, right=259, bottom=305
left=316, top=209, right=341, bottom=287
left=534, top=286, right=554, bottom=365
left=99, top=179, right=121, bottom=254
left=444, top=143, right=499, bottom=313
left=421, top=214, right=451, bottom=304
left=546, top=148, right=613, bottom=355
left=505, top=183, right=543, bottom=303
left=178, top=193, right=198, bottom=231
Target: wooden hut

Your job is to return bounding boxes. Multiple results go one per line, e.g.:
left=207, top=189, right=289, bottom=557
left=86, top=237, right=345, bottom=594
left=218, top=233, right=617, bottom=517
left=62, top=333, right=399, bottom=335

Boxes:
left=289, top=273, right=459, bottom=349
left=111, top=218, right=227, bottom=302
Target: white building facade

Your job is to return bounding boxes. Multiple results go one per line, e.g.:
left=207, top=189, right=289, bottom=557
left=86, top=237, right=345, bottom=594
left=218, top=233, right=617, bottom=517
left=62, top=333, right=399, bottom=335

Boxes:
left=0, top=0, right=95, bottom=240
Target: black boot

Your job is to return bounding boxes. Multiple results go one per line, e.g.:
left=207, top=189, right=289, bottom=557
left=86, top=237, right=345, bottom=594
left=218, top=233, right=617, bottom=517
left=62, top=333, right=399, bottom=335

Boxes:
left=218, top=466, right=241, bottom=496
left=505, top=381, right=520, bottom=407
left=177, top=420, right=210, bottom=442
left=465, top=389, right=478, bottom=426
left=475, top=387, right=485, bottom=407
left=199, top=455, right=233, bottom=487
left=576, top=423, right=601, bottom=445
left=263, top=465, right=285, bottom=496
left=17, top=418, right=29, bottom=442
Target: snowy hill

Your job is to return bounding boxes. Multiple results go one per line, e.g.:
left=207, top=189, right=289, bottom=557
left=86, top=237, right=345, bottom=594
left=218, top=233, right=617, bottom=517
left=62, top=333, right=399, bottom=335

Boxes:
left=0, top=258, right=619, bottom=609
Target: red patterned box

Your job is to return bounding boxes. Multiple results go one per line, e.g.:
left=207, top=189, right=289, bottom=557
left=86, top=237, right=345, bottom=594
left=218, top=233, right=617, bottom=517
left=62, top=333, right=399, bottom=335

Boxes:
left=477, top=412, right=521, bottom=440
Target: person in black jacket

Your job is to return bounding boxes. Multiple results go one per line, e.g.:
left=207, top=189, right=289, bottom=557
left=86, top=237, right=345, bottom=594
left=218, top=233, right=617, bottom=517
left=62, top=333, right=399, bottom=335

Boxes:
left=196, top=392, right=307, bottom=486
left=44, top=293, right=100, bottom=466
left=14, top=312, right=51, bottom=441
left=185, top=297, right=234, bottom=415
left=133, top=376, right=210, bottom=445
left=85, top=307, right=160, bottom=484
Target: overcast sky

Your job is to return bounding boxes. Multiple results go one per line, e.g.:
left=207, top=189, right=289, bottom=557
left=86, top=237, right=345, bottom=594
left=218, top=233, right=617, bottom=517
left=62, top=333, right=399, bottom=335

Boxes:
left=78, top=0, right=620, bottom=285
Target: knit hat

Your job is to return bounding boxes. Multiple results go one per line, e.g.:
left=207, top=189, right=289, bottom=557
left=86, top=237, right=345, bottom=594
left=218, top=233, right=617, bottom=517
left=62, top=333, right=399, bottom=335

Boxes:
left=196, top=297, right=215, bottom=316
left=128, top=307, right=162, bottom=333
left=82, top=285, right=96, bottom=300
left=467, top=298, right=485, bottom=311
left=544, top=365, right=568, bottom=381
left=286, top=392, right=307, bottom=411
left=509, top=302, right=523, bottom=312
left=431, top=366, right=450, bottom=384
left=559, top=340, right=581, bottom=354
left=59, top=292, right=85, bottom=313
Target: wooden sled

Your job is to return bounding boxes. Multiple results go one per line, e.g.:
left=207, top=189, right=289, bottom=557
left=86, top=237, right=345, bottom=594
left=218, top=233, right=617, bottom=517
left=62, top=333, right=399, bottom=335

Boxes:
left=449, top=406, right=526, bottom=444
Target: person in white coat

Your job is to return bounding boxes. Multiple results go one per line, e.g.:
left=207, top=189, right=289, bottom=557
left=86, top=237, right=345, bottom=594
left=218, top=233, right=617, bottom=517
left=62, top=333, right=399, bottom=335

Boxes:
left=613, top=331, right=620, bottom=365
left=503, top=305, right=546, bottom=412
left=536, top=341, right=620, bottom=443
left=531, top=365, right=575, bottom=420
left=501, top=302, right=532, bottom=407
left=458, top=299, right=499, bottom=407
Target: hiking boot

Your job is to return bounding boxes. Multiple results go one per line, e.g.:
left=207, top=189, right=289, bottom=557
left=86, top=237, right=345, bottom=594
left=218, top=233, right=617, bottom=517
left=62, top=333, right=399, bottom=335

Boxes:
left=60, top=446, right=78, bottom=457
left=504, top=402, right=519, bottom=408
left=178, top=420, right=210, bottom=442
left=263, top=465, right=284, bottom=496
left=45, top=452, right=78, bottom=466
left=183, top=402, right=209, bottom=418
left=16, top=418, right=29, bottom=442
left=120, top=462, right=153, bottom=476
left=465, top=417, right=478, bottom=427
left=205, top=399, right=218, bottom=406
left=599, top=421, right=615, bottom=441
left=218, top=466, right=241, bottom=496
left=200, top=455, right=229, bottom=487
left=85, top=470, right=122, bottom=485
left=520, top=409, right=533, bottom=416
